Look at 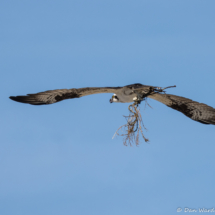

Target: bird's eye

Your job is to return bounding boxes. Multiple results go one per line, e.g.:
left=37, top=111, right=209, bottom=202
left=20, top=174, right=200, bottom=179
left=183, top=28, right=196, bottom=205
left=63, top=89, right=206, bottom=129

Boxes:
left=112, top=95, right=118, bottom=100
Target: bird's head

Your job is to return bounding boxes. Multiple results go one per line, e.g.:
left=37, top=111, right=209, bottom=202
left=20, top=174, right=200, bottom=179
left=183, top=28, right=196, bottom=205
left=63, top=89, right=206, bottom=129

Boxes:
left=110, top=94, right=119, bottom=103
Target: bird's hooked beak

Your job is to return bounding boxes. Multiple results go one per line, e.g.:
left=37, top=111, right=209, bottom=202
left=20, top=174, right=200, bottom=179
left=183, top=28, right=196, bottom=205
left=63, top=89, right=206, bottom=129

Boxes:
left=110, top=95, right=114, bottom=103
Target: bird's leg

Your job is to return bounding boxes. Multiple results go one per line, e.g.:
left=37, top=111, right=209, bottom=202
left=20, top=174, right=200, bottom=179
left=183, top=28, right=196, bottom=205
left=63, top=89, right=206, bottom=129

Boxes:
left=133, top=93, right=145, bottom=105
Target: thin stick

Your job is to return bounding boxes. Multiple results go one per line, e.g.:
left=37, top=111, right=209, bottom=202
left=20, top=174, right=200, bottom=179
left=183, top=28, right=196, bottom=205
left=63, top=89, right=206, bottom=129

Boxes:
left=112, top=102, right=149, bottom=146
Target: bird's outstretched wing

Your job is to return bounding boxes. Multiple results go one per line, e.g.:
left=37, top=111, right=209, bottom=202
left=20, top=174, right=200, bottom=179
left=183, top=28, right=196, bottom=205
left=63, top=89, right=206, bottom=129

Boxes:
left=9, top=87, right=122, bottom=105
left=148, top=93, right=215, bottom=125
left=9, top=83, right=153, bottom=105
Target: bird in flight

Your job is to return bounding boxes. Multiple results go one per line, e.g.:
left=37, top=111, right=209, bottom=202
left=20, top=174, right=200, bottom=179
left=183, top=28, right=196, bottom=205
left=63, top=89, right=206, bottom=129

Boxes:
left=10, top=83, right=215, bottom=125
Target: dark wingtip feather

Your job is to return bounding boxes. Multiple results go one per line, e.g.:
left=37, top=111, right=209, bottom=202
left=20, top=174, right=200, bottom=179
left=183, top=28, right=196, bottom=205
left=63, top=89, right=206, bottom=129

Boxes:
left=9, top=96, right=45, bottom=105
left=9, top=96, right=23, bottom=102
left=9, top=96, right=15, bottom=100
left=10, top=96, right=27, bottom=103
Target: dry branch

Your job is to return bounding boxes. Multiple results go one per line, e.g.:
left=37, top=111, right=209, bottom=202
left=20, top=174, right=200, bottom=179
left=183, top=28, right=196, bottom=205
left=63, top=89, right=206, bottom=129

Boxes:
left=112, top=85, right=176, bottom=146
left=112, top=102, right=149, bottom=146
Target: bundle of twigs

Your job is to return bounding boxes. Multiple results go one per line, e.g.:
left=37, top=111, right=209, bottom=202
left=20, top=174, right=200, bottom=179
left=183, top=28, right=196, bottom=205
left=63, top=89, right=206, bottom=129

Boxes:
left=112, top=85, right=176, bottom=146
left=112, top=102, right=149, bottom=146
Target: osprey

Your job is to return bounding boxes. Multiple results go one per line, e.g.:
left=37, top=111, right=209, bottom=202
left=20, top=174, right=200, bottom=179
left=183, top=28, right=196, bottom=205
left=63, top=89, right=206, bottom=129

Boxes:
left=10, top=83, right=215, bottom=125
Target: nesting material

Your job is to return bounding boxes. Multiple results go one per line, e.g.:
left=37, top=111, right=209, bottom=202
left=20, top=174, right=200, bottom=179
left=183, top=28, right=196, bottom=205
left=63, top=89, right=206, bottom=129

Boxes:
left=113, top=102, right=149, bottom=146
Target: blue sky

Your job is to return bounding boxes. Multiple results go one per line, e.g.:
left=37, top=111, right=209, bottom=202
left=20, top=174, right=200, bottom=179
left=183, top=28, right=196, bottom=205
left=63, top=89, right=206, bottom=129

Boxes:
left=1, top=1, right=215, bottom=214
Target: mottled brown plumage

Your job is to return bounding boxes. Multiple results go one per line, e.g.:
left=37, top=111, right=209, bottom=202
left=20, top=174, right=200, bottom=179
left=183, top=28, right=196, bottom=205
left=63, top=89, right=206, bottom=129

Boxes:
left=10, top=87, right=120, bottom=105
left=9, top=83, right=215, bottom=125
left=148, top=93, right=215, bottom=125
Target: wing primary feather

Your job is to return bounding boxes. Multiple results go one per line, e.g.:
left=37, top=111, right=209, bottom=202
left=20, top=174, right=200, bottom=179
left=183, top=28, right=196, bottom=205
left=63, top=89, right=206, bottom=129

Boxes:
left=9, top=96, right=46, bottom=105
left=9, top=86, right=122, bottom=105
left=148, top=93, right=215, bottom=125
